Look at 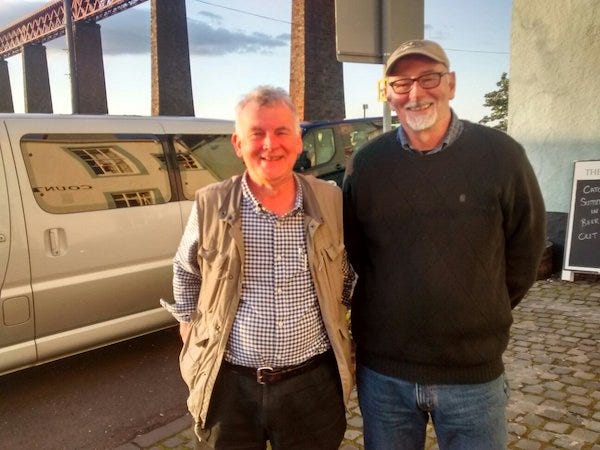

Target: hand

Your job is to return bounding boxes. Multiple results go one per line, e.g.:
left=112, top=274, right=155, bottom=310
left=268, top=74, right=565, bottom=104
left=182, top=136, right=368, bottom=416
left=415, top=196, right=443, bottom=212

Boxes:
left=179, top=322, right=192, bottom=343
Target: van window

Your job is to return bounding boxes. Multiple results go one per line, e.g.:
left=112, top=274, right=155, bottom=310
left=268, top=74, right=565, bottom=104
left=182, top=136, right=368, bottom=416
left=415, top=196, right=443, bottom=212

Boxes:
left=173, top=134, right=243, bottom=200
left=20, top=134, right=171, bottom=213
left=340, top=121, right=385, bottom=157
left=301, top=128, right=336, bottom=168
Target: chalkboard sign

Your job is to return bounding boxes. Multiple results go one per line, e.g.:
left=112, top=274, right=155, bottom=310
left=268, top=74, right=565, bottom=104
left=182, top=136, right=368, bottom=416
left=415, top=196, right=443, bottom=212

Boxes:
left=562, top=160, right=600, bottom=280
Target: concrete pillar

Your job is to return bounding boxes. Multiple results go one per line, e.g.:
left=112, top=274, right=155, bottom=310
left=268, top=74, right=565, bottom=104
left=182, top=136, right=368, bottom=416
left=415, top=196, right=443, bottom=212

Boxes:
left=22, top=43, right=52, bottom=113
left=0, top=59, right=14, bottom=113
left=73, top=21, right=108, bottom=114
left=290, top=0, right=345, bottom=121
left=151, top=0, right=194, bottom=116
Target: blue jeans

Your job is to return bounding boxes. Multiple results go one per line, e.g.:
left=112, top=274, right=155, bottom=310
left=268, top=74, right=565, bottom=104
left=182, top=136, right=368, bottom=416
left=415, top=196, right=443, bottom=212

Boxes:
left=356, top=364, right=509, bottom=450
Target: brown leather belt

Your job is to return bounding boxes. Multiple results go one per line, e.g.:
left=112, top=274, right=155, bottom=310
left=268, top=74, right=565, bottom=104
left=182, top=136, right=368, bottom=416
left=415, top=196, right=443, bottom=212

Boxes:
left=223, top=350, right=332, bottom=385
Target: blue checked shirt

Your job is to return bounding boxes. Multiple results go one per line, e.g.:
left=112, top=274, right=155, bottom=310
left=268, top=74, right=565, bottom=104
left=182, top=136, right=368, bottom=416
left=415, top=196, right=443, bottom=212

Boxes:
left=162, top=173, right=352, bottom=367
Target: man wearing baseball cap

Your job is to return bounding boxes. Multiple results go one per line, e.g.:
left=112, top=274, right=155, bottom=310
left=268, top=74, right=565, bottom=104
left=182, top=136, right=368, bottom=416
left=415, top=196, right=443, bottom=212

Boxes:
left=343, top=39, right=546, bottom=449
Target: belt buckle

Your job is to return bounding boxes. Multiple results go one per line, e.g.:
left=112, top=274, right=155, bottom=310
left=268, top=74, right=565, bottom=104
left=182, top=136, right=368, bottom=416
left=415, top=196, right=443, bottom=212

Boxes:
left=256, top=366, right=274, bottom=384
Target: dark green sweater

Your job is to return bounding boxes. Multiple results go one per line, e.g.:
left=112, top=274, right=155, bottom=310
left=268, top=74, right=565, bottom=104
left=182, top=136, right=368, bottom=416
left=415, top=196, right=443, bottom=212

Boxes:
left=343, top=121, right=546, bottom=384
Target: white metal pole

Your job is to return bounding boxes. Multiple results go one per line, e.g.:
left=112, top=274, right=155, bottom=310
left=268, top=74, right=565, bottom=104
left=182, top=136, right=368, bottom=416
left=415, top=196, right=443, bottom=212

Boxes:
left=63, top=0, right=79, bottom=113
left=381, top=0, right=392, bottom=132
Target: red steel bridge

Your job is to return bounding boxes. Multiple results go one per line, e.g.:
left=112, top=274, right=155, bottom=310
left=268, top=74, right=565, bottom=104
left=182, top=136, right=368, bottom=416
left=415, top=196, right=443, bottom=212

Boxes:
left=0, top=0, right=343, bottom=120
left=0, top=0, right=148, bottom=59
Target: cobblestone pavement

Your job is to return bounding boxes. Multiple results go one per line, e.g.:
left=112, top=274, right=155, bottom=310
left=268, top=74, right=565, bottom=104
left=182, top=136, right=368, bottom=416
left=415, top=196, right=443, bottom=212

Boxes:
left=119, top=277, right=600, bottom=450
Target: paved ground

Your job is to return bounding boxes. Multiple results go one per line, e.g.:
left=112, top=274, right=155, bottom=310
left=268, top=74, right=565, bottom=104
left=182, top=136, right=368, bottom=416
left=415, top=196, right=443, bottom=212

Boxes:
left=117, top=277, right=600, bottom=450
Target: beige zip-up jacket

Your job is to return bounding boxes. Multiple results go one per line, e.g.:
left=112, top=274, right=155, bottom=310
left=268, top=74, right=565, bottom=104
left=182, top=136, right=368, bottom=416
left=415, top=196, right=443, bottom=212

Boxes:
left=179, top=174, right=354, bottom=428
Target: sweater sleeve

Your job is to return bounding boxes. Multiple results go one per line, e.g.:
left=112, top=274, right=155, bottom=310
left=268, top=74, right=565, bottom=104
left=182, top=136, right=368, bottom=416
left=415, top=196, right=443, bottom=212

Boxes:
left=502, top=144, right=547, bottom=308
left=342, top=159, right=364, bottom=278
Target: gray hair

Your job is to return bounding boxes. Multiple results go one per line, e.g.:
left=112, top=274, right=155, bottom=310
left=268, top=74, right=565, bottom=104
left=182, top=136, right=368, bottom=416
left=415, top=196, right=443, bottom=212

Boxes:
left=234, top=85, right=300, bottom=134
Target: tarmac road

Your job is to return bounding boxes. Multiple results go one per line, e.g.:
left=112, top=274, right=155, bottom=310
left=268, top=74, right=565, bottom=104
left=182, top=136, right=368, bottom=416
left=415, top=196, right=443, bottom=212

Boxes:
left=0, top=327, right=188, bottom=449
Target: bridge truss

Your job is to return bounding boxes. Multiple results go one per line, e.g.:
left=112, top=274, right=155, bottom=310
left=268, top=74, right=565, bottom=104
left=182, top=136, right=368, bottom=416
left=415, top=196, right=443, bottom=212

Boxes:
left=0, top=0, right=148, bottom=59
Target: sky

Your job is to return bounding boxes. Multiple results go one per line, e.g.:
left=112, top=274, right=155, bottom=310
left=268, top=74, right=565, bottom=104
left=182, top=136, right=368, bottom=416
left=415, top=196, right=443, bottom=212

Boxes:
left=0, top=0, right=512, bottom=122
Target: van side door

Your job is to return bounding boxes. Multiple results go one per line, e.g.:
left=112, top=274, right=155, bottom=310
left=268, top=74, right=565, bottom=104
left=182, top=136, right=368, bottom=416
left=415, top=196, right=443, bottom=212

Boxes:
left=5, top=116, right=181, bottom=366
left=0, top=121, right=36, bottom=374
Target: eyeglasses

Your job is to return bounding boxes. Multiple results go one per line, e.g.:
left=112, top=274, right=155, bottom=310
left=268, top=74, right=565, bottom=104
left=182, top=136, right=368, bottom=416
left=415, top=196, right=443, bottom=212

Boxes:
left=388, top=72, right=449, bottom=94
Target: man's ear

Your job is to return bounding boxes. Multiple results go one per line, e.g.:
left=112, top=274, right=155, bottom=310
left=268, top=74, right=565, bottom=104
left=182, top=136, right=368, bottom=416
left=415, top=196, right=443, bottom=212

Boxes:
left=231, top=133, right=243, bottom=158
left=448, top=71, right=457, bottom=100
left=295, top=134, right=303, bottom=155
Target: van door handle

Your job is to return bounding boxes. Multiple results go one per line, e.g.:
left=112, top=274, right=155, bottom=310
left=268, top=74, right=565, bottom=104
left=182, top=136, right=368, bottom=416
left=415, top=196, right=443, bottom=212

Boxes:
left=49, top=228, right=62, bottom=256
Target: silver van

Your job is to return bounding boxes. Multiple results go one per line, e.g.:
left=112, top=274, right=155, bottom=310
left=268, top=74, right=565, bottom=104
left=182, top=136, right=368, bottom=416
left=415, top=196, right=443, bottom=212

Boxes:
left=0, top=114, right=244, bottom=375
left=0, top=114, right=389, bottom=376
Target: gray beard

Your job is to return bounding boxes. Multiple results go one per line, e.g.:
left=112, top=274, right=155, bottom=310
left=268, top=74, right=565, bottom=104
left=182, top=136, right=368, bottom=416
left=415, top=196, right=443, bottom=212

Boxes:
left=405, top=108, right=437, bottom=131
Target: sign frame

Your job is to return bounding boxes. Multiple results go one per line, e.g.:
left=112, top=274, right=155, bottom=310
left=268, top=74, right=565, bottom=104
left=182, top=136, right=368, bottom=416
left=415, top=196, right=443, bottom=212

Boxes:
left=334, top=0, right=424, bottom=64
left=561, top=159, right=600, bottom=280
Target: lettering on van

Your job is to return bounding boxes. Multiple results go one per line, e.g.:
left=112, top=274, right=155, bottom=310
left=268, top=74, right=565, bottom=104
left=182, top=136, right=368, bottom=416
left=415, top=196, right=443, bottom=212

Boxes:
left=32, top=185, right=93, bottom=193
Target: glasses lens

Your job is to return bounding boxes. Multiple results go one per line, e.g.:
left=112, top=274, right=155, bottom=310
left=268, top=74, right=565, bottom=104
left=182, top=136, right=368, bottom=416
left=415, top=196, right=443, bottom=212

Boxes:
left=390, top=80, right=413, bottom=94
left=390, top=73, right=445, bottom=94
left=418, top=73, right=442, bottom=88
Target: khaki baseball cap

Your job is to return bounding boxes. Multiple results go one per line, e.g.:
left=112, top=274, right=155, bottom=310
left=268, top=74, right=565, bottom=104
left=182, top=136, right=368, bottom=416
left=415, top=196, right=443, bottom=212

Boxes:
left=385, top=39, right=450, bottom=76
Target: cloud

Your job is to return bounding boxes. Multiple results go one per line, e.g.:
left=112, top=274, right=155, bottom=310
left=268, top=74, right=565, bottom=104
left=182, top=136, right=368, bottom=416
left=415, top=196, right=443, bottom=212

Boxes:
left=187, top=18, right=288, bottom=55
left=0, top=0, right=288, bottom=58
left=425, top=23, right=451, bottom=41
left=0, top=1, right=47, bottom=27
left=197, top=10, right=222, bottom=21
left=94, top=8, right=151, bottom=55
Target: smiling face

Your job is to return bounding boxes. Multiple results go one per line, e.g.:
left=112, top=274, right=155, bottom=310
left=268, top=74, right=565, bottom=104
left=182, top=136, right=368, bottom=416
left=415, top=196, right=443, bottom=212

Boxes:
left=231, top=99, right=302, bottom=189
left=386, top=55, right=456, bottom=138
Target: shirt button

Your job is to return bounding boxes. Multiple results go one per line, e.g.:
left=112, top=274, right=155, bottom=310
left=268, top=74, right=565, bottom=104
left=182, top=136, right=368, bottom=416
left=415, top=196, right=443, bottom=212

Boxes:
left=277, top=321, right=284, bottom=328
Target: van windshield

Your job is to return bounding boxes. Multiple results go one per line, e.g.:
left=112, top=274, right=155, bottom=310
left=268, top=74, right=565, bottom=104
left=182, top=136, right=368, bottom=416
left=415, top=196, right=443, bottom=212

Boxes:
left=172, top=134, right=243, bottom=200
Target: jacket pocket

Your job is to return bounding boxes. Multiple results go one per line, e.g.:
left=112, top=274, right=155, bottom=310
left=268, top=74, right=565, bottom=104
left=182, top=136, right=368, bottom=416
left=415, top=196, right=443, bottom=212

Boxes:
left=319, top=243, right=345, bottom=302
left=179, top=322, right=210, bottom=391
left=198, top=246, right=230, bottom=280
left=324, top=243, right=344, bottom=262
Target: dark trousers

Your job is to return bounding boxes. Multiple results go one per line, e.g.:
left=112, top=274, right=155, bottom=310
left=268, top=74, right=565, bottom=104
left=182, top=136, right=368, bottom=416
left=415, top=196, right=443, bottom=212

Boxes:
left=195, top=354, right=346, bottom=450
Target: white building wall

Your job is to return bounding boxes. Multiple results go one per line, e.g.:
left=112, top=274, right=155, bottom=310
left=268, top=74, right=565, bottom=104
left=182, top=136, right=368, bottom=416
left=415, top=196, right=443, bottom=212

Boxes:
left=509, top=0, right=600, bottom=214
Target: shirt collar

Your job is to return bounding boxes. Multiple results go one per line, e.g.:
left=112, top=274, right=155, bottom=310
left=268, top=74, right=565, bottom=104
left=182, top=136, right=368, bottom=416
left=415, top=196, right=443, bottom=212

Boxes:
left=396, top=109, right=463, bottom=155
left=241, top=172, right=304, bottom=216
